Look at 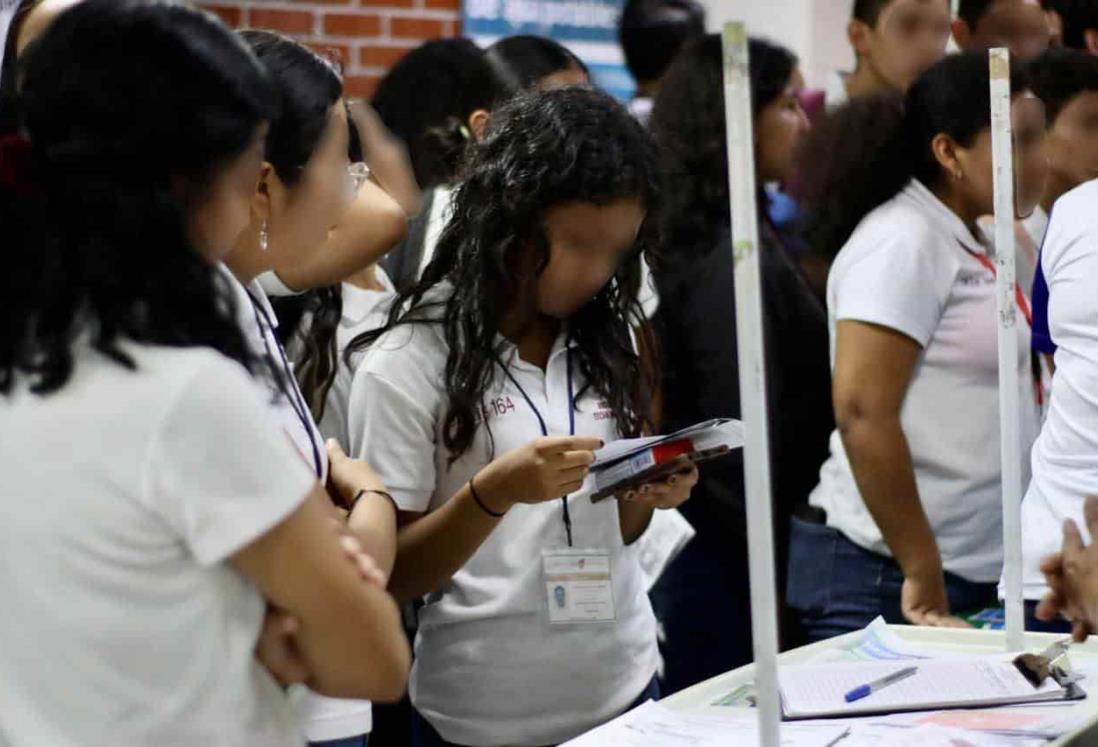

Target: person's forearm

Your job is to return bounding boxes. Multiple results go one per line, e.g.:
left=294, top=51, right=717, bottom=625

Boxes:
left=388, top=484, right=503, bottom=603
left=841, top=414, right=941, bottom=577
left=618, top=500, right=655, bottom=545
left=352, top=102, right=422, bottom=215
left=349, top=492, right=398, bottom=576
left=273, top=183, right=407, bottom=291
left=364, top=142, right=422, bottom=216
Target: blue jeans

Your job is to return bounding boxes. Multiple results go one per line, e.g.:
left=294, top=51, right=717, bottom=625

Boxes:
left=411, top=676, right=660, bottom=747
left=650, top=532, right=754, bottom=695
left=309, top=736, right=368, bottom=747
left=786, top=517, right=999, bottom=642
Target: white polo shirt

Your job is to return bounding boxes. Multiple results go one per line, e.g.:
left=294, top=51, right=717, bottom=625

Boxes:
left=222, top=267, right=327, bottom=484
left=0, top=343, right=312, bottom=746
left=317, top=269, right=396, bottom=448
left=347, top=304, right=659, bottom=746
left=1021, top=179, right=1098, bottom=599
left=223, top=269, right=374, bottom=741
left=809, top=179, right=1037, bottom=583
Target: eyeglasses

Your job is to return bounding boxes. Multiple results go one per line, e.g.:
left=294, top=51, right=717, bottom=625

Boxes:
left=344, top=161, right=372, bottom=202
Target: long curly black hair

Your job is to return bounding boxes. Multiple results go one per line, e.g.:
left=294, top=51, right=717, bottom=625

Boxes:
left=0, top=0, right=275, bottom=394
left=347, top=87, right=661, bottom=461
left=650, top=34, right=797, bottom=259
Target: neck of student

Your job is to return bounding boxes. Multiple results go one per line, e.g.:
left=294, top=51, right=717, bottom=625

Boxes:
left=930, top=180, right=984, bottom=238
left=499, top=305, right=560, bottom=371
left=223, top=229, right=267, bottom=284
left=346, top=263, right=384, bottom=292
left=845, top=59, right=891, bottom=99
left=1041, top=173, right=1072, bottom=214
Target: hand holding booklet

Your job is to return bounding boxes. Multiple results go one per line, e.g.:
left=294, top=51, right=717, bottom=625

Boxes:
left=589, top=418, right=744, bottom=502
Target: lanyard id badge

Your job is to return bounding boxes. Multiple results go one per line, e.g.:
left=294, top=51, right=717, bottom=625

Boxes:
left=543, top=548, right=616, bottom=625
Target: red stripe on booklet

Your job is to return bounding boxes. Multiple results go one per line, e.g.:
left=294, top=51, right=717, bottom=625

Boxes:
left=651, top=439, right=694, bottom=464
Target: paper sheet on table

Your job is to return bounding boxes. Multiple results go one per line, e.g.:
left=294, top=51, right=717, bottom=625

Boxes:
left=874, top=704, right=1095, bottom=739
left=808, top=617, right=962, bottom=664
left=779, top=658, right=1070, bottom=719
left=559, top=700, right=850, bottom=746
left=712, top=617, right=968, bottom=707
left=838, top=723, right=1045, bottom=746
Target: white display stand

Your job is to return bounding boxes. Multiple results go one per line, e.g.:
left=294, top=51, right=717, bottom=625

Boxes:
left=661, top=625, right=1098, bottom=745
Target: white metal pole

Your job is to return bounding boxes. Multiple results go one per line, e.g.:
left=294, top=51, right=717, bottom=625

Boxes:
left=989, top=47, right=1025, bottom=652
left=722, top=22, right=781, bottom=747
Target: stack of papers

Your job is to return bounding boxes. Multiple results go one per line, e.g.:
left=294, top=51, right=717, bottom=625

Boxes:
left=560, top=701, right=1052, bottom=746
left=559, top=701, right=849, bottom=747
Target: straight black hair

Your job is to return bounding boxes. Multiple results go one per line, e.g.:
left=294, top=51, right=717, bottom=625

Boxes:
left=239, top=30, right=347, bottom=421
left=1, top=0, right=275, bottom=394
left=1053, top=0, right=1098, bottom=49
left=618, top=0, right=706, bottom=85
left=239, top=30, right=343, bottom=185
left=485, top=35, right=589, bottom=93
left=651, top=34, right=798, bottom=257
left=800, top=51, right=1028, bottom=260
left=371, top=38, right=508, bottom=188
left=958, top=0, right=997, bottom=28
left=1028, top=47, right=1098, bottom=122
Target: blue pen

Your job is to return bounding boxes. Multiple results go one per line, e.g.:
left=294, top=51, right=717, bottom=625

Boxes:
left=844, top=666, right=918, bottom=703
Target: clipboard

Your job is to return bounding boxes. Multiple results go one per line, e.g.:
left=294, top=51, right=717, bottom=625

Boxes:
left=777, top=657, right=1087, bottom=721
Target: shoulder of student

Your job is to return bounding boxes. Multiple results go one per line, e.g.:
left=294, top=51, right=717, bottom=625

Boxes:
left=1044, top=179, right=1098, bottom=271
left=834, top=192, right=959, bottom=286
left=134, top=345, right=285, bottom=441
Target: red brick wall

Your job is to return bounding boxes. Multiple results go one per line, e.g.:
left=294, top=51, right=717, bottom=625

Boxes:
left=196, top=0, right=463, bottom=98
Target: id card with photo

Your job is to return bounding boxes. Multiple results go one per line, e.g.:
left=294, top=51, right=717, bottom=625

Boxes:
left=542, top=549, right=616, bottom=625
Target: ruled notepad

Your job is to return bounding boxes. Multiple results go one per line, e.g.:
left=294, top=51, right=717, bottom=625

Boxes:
left=778, top=657, right=1084, bottom=720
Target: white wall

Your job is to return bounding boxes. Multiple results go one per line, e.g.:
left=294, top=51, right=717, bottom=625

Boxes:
left=699, top=0, right=854, bottom=89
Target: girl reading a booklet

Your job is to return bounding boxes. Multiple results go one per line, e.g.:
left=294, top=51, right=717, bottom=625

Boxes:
left=344, top=87, right=698, bottom=747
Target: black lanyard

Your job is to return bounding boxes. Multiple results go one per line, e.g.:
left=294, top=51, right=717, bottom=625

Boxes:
left=496, top=346, right=577, bottom=547
left=245, top=288, right=324, bottom=479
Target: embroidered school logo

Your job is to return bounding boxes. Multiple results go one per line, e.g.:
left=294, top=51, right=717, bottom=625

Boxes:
left=957, top=270, right=995, bottom=287
left=594, top=400, right=615, bottom=421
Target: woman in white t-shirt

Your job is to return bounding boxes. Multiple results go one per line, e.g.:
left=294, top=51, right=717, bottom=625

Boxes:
left=220, top=30, right=410, bottom=747
left=0, top=3, right=409, bottom=745
left=344, top=88, right=699, bottom=747
left=787, top=51, right=1049, bottom=641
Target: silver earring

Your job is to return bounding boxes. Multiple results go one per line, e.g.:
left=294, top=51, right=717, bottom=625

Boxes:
left=259, top=220, right=269, bottom=252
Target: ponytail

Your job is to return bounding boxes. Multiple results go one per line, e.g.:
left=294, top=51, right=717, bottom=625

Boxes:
left=800, top=51, right=1029, bottom=260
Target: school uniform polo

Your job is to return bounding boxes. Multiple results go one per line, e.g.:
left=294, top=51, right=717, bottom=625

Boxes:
left=222, top=266, right=328, bottom=483
left=0, top=343, right=311, bottom=746
left=223, top=268, right=376, bottom=742
left=317, top=269, right=396, bottom=448
left=347, top=298, right=659, bottom=746
left=809, top=178, right=1037, bottom=584
left=1021, top=179, right=1098, bottom=599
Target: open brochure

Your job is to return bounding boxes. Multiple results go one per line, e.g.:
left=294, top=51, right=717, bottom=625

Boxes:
left=589, top=419, right=744, bottom=502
